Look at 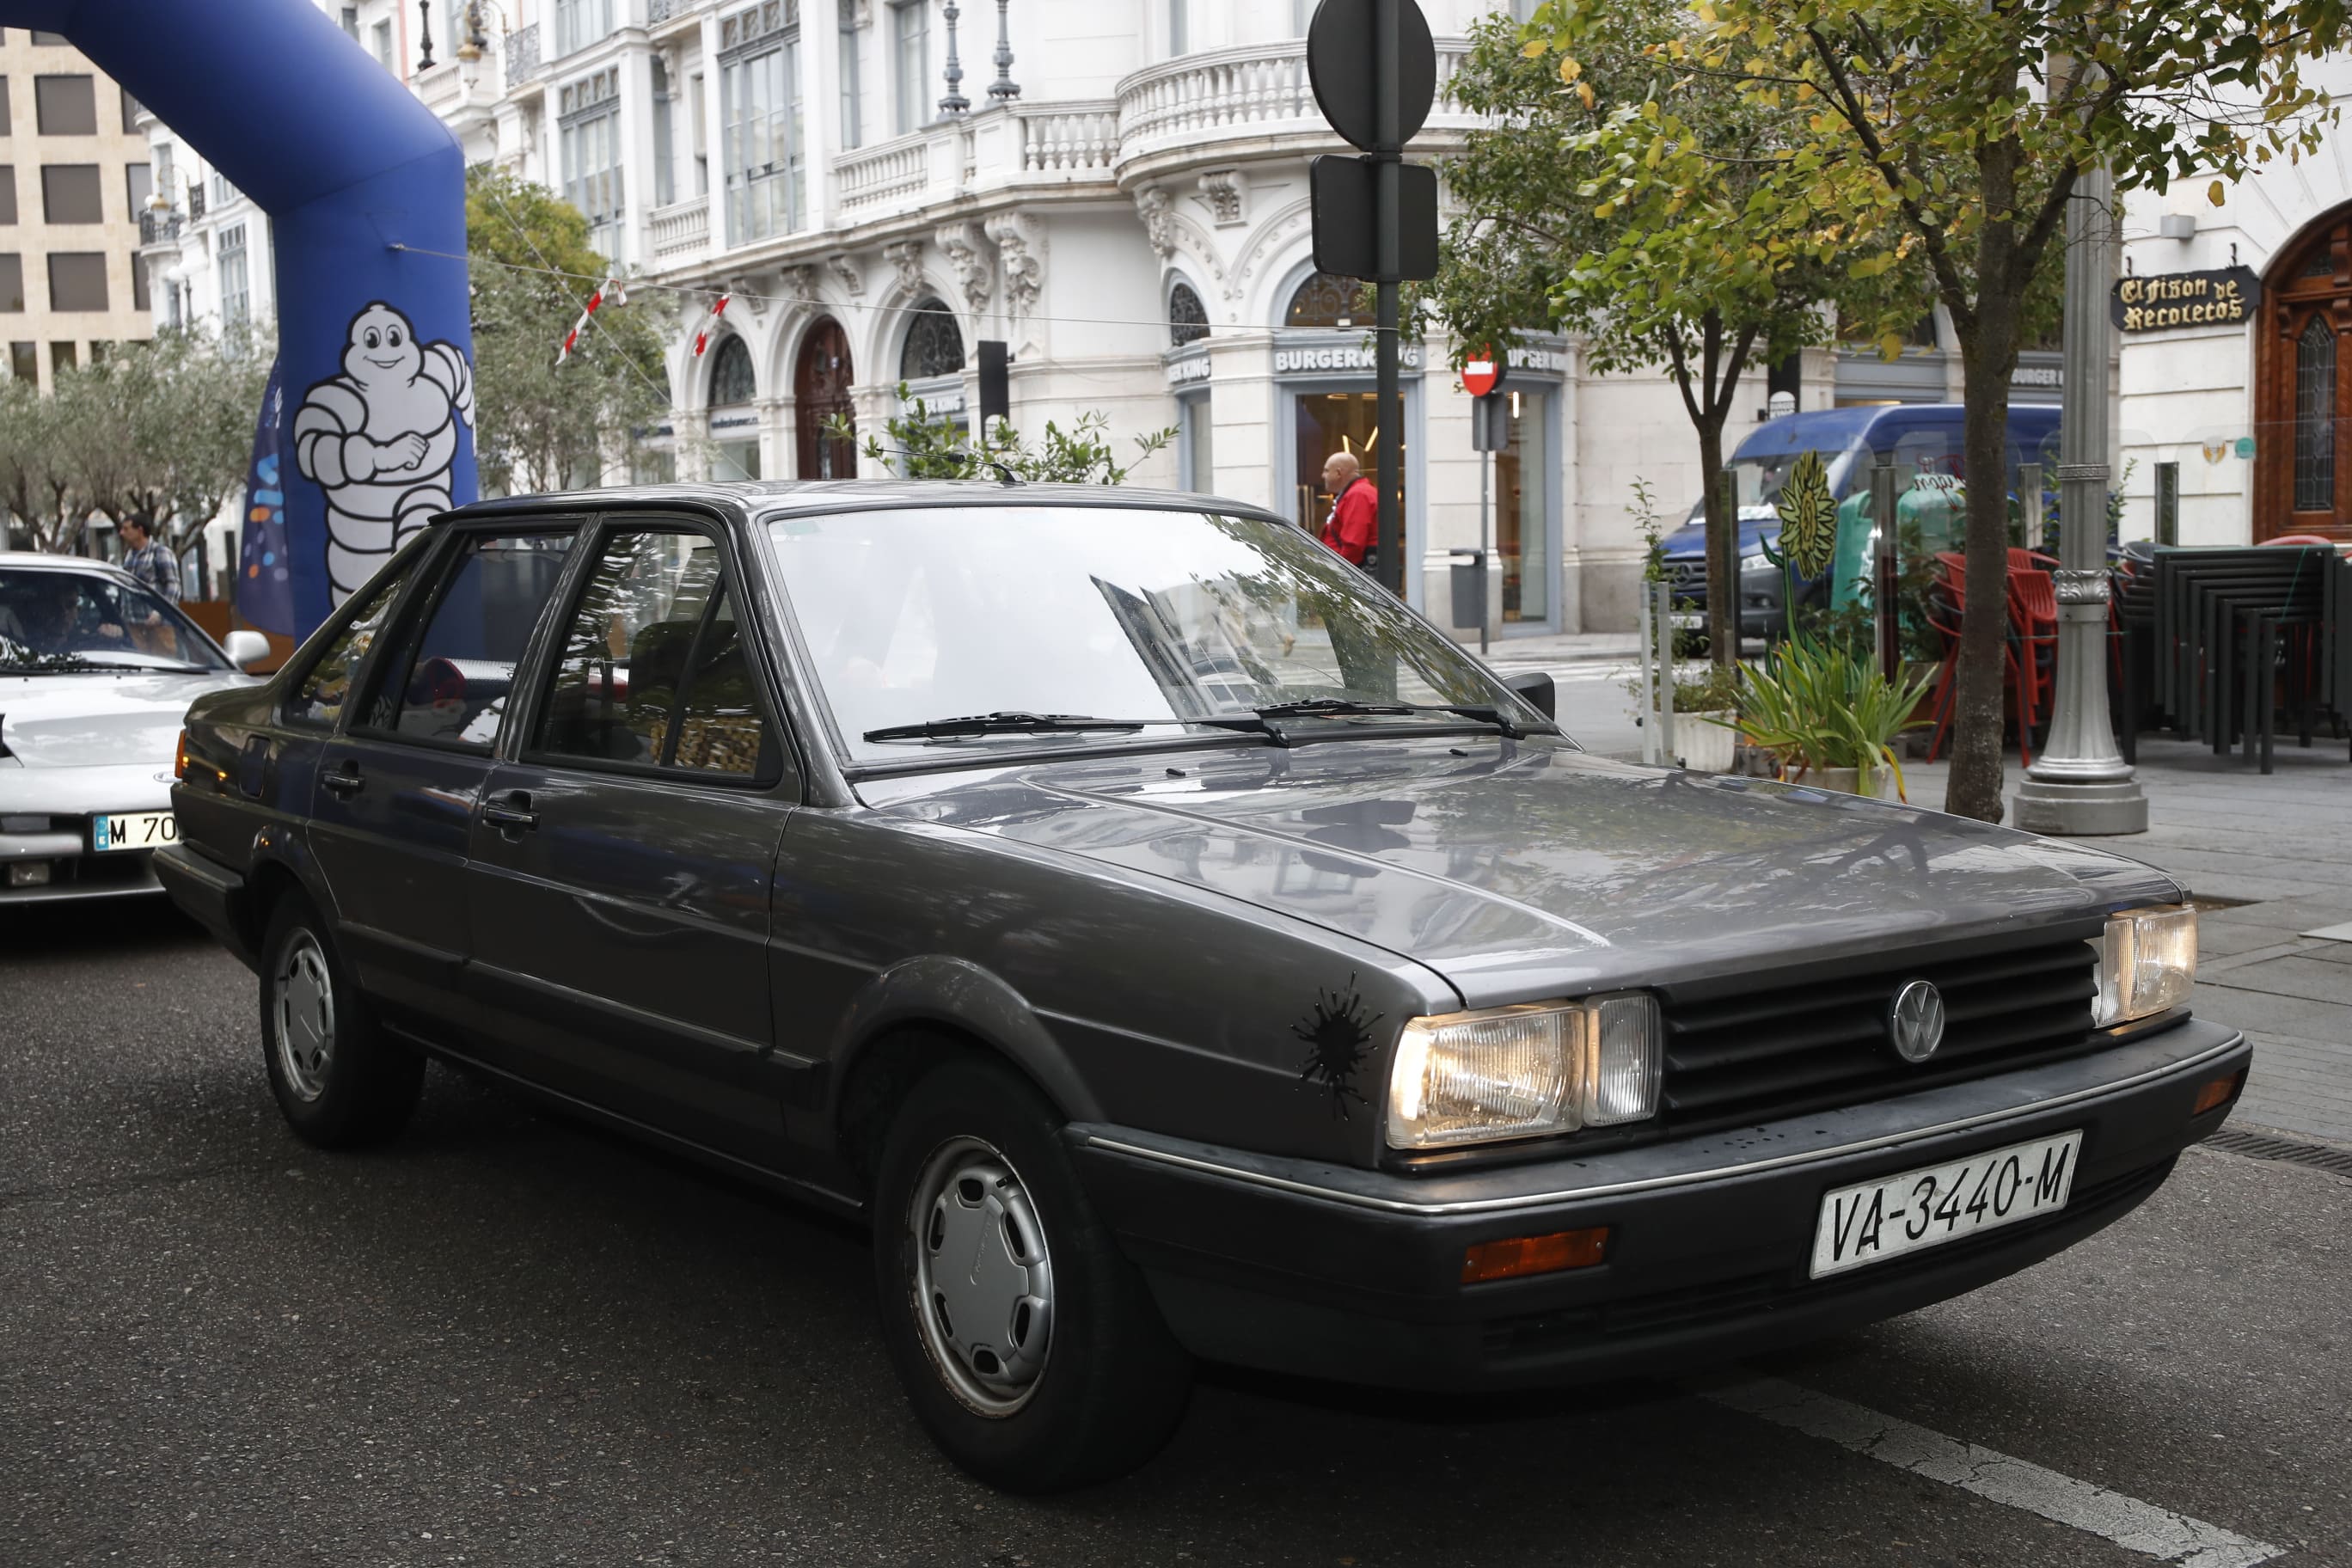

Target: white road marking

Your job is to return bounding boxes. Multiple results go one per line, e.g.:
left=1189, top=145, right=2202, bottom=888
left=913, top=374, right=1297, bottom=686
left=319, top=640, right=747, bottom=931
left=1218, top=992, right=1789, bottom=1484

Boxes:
left=1700, top=1376, right=2282, bottom=1568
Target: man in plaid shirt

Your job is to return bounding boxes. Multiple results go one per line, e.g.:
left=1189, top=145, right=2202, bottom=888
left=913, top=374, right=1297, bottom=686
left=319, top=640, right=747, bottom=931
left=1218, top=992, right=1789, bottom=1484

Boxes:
left=117, top=514, right=181, bottom=605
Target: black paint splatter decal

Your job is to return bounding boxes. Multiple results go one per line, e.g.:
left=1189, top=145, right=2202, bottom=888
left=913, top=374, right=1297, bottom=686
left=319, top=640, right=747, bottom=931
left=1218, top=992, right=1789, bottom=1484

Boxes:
left=1293, top=975, right=1381, bottom=1119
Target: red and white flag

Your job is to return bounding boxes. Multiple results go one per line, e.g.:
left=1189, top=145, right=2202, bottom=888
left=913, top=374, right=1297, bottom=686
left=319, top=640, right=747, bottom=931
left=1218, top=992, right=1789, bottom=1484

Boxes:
left=693, top=293, right=732, bottom=357
left=555, top=277, right=625, bottom=364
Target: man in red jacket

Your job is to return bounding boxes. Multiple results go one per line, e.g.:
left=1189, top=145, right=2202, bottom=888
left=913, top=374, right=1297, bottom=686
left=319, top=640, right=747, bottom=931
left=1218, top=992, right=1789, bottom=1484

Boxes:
left=1318, top=450, right=1377, bottom=569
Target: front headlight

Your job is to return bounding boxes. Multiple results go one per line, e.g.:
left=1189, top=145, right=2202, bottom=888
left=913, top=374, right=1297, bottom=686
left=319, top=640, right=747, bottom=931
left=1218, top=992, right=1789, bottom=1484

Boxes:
left=1386, top=993, right=1662, bottom=1149
left=2092, top=903, right=2196, bottom=1026
left=1740, top=550, right=1773, bottom=572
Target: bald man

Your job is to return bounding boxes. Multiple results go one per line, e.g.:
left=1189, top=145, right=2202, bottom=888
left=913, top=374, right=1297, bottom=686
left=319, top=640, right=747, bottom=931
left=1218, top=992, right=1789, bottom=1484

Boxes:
left=1318, top=450, right=1377, bottom=568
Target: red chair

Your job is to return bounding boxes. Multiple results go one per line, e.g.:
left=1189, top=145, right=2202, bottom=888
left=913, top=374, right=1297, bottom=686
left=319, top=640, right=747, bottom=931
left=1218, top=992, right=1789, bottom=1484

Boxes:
left=2262, top=533, right=2336, bottom=548
left=2006, top=568, right=2059, bottom=768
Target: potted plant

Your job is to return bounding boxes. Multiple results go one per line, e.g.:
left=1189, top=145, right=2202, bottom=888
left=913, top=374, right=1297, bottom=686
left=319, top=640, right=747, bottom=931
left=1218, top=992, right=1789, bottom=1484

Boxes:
left=1727, top=639, right=1936, bottom=799
left=1670, top=662, right=1744, bottom=772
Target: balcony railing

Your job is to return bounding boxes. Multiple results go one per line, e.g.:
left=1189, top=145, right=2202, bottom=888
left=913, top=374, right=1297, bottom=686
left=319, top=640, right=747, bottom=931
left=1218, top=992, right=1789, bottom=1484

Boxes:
left=187, top=185, right=206, bottom=220
left=1114, top=38, right=1473, bottom=168
left=647, top=195, right=711, bottom=258
left=505, top=21, right=541, bottom=86
left=138, top=210, right=182, bottom=248
left=836, top=132, right=932, bottom=217
left=1014, top=102, right=1118, bottom=176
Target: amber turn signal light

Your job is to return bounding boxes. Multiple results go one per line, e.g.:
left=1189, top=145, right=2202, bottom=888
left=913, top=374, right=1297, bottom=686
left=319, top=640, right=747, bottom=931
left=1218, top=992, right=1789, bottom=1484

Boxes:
left=1461, top=1226, right=1610, bottom=1284
left=173, top=729, right=189, bottom=781
left=2192, top=1068, right=2247, bottom=1118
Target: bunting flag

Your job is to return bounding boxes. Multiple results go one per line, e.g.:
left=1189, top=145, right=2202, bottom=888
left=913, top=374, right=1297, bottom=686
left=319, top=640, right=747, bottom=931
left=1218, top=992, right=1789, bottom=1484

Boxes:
left=693, top=293, right=732, bottom=356
left=555, top=277, right=625, bottom=364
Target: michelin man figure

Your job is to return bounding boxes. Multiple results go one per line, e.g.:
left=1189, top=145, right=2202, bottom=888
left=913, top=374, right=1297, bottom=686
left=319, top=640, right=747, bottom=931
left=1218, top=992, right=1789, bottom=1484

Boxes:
left=294, top=302, right=475, bottom=603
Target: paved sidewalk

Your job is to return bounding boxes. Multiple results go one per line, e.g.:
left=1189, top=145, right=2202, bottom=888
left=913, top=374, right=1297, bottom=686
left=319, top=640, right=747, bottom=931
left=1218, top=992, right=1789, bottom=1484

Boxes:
left=1902, top=739, right=2352, bottom=1149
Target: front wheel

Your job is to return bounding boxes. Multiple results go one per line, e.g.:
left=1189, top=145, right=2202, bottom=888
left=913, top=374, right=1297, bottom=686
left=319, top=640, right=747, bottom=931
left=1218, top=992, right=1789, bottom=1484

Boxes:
left=871, top=1057, right=1192, bottom=1491
left=258, top=897, right=423, bottom=1148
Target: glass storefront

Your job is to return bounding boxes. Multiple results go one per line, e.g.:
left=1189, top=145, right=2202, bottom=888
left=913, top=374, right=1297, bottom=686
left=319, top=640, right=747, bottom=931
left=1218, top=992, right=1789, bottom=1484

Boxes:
left=1179, top=393, right=1213, bottom=493
left=714, top=438, right=761, bottom=481
left=1495, top=388, right=1548, bottom=622
left=1292, top=389, right=1406, bottom=580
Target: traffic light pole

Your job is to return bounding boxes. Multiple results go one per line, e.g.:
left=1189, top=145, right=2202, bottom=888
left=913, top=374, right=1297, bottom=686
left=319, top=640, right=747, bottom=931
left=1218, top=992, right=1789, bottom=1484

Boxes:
left=1373, top=0, right=1403, bottom=597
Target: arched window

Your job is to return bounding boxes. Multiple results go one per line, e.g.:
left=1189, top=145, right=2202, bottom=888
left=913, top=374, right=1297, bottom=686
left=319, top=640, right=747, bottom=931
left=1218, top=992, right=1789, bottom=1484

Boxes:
left=1284, top=271, right=1361, bottom=328
left=899, top=298, right=965, bottom=380
left=708, top=334, right=756, bottom=406
left=1169, top=281, right=1209, bottom=346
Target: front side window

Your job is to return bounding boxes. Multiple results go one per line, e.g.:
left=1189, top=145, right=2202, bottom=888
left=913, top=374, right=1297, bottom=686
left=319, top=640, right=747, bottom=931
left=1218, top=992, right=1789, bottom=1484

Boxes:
left=285, top=554, right=420, bottom=726
left=0, top=568, right=227, bottom=674
left=768, top=506, right=1537, bottom=765
left=363, top=531, right=577, bottom=749
left=722, top=40, right=804, bottom=243
left=535, top=529, right=776, bottom=778
left=891, top=0, right=928, bottom=137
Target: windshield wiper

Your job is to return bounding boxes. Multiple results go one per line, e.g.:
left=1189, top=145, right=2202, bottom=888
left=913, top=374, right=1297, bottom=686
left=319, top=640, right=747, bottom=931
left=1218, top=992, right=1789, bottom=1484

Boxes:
left=863, top=710, right=1155, bottom=743
left=1239, top=697, right=1547, bottom=740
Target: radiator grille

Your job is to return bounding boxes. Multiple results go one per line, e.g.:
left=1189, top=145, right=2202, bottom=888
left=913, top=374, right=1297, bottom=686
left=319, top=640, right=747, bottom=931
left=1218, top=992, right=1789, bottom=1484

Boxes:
left=1654, top=931, right=2099, bottom=1130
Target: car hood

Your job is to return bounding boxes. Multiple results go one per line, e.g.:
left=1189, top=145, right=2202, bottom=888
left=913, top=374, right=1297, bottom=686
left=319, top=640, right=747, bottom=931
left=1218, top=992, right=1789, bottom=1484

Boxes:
left=0, top=671, right=254, bottom=769
left=1661, top=508, right=1783, bottom=559
left=863, top=738, right=2174, bottom=1008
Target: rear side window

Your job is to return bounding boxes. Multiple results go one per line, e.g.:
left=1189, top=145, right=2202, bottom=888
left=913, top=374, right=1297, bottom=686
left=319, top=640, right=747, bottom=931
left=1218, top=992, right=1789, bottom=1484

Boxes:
left=534, top=527, right=778, bottom=780
left=363, top=530, right=576, bottom=748
left=285, top=566, right=410, bottom=727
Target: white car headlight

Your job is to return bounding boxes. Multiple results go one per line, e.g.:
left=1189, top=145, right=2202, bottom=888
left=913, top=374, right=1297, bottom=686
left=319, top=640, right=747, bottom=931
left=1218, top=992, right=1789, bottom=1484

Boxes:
left=1386, top=993, right=1662, bottom=1150
left=2092, top=903, right=2196, bottom=1026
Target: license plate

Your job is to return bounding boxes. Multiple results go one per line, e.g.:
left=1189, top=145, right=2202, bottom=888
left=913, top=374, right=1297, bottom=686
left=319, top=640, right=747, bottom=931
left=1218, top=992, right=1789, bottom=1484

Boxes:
left=1810, top=1130, right=2082, bottom=1279
left=91, top=810, right=177, bottom=853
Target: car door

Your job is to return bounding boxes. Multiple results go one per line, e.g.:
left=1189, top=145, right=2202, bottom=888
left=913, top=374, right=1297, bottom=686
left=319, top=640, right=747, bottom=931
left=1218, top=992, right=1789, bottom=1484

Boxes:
left=305, top=523, right=580, bottom=1026
left=462, top=518, right=796, bottom=1161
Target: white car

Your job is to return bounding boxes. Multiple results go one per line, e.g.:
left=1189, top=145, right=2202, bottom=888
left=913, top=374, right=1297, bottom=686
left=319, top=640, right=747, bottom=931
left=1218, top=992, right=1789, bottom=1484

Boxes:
left=0, top=553, right=267, bottom=904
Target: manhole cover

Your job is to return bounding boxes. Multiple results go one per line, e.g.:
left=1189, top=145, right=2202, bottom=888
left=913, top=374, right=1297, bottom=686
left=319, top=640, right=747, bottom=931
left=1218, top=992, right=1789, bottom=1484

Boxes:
left=2201, top=1127, right=2352, bottom=1179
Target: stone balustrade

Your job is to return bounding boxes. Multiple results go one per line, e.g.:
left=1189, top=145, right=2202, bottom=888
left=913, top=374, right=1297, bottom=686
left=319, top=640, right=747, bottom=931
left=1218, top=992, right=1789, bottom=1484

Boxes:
left=648, top=195, right=712, bottom=259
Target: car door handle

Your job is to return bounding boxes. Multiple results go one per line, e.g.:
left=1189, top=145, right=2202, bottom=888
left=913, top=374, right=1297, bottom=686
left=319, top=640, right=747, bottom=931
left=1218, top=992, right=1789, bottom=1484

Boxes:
left=481, top=793, right=538, bottom=833
left=322, top=768, right=365, bottom=797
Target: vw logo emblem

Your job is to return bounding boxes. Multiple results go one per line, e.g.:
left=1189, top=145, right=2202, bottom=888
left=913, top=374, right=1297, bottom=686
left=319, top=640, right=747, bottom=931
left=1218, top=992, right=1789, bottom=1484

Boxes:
left=1888, top=980, right=1945, bottom=1063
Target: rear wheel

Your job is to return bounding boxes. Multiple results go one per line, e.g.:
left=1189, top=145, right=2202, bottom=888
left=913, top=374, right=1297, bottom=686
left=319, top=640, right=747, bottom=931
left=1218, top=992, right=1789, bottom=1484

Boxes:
left=871, top=1057, right=1192, bottom=1491
left=258, top=897, right=422, bottom=1148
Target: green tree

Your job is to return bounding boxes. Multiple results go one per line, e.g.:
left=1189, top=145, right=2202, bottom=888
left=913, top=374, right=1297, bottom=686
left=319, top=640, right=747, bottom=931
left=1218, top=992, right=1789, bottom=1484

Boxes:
left=136, top=324, right=277, bottom=554
left=834, top=384, right=1174, bottom=485
left=0, top=377, right=74, bottom=554
left=465, top=164, right=671, bottom=495
left=1527, top=0, right=2343, bottom=818
left=1430, top=0, right=1914, bottom=665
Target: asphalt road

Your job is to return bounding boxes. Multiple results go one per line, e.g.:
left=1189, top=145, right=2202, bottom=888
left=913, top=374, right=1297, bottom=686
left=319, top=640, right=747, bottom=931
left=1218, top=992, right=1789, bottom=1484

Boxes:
left=4, top=899, right=2348, bottom=1568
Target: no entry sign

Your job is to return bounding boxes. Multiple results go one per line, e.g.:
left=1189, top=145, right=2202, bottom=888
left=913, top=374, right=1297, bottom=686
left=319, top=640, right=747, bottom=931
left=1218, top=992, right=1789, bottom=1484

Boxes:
left=1463, top=347, right=1504, bottom=398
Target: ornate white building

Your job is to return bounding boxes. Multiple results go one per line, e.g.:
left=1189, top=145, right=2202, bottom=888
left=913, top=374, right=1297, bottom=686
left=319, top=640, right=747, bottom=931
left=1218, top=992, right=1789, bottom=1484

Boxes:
left=139, top=0, right=2032, bottom=634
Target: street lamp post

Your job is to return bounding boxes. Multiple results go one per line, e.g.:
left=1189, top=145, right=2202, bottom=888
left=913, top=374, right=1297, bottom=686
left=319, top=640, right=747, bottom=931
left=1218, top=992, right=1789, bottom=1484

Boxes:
left=2012, top=162, right=2149, bottom=835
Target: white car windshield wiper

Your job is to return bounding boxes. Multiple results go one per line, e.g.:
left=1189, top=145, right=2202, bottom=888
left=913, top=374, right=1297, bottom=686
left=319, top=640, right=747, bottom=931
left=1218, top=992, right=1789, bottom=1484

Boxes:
left=863, top=711, right=1157, bottom=743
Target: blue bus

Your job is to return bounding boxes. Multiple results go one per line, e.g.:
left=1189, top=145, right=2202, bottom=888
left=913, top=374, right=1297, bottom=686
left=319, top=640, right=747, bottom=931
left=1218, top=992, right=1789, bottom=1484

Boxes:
left=1658, top=402, right=2063, bottom=638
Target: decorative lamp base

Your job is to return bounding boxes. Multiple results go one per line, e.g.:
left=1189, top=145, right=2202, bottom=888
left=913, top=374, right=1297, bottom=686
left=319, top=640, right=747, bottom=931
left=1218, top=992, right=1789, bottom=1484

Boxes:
left=2009, top=776, right=2149, bottom=836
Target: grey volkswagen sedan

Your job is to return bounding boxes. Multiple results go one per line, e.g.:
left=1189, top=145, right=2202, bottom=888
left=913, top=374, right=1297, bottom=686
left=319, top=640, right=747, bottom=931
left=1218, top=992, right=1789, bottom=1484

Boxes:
left=157, top=483, right=2245, bottom=1491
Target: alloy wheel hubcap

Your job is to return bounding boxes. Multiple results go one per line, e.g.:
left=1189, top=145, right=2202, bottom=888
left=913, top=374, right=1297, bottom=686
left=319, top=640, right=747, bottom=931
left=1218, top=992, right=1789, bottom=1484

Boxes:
left=273, top=933, right=336, bottom=1102
left=908, top=1136, right=1055, bottom=1415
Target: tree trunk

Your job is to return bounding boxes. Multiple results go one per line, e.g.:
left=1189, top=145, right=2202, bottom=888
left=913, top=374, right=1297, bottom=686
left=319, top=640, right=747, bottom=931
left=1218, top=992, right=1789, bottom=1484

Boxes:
left=1944, top=295, right=2023, bottom=823
left=1697, top=413, right=1734, bottom=666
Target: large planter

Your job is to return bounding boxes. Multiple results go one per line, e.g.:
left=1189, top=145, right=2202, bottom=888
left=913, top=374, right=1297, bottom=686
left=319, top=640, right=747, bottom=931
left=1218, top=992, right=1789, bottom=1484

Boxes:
left=1676, top=712, right=1738, bottom=772
left=1812, top=762, right=1899, bottom=799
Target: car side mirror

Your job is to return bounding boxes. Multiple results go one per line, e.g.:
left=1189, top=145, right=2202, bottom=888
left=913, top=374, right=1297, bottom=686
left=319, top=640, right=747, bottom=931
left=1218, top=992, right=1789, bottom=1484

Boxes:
left=1504, top=670, right=1554, bottom=721
left=224, top=630, right=272, bottom=671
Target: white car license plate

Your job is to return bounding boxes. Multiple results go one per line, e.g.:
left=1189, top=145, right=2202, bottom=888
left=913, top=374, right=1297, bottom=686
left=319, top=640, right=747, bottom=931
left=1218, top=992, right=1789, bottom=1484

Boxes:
left=92, top=810, right=177, bottom=853
left=1810, top=1130, right=2082, bottom=1279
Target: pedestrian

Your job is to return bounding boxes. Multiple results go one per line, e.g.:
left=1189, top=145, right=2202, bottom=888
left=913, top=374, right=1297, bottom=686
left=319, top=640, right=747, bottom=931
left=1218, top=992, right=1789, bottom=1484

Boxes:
left=1318, top=450, right=1377, bottom=571
left=117, top=513, right=181, bottom=606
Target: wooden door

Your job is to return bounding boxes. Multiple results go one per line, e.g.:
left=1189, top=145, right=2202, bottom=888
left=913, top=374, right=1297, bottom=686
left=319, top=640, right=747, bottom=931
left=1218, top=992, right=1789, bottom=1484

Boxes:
left=2257, top=213, right=2352, bottom=541
left=793, top=318, right=858, bottom=480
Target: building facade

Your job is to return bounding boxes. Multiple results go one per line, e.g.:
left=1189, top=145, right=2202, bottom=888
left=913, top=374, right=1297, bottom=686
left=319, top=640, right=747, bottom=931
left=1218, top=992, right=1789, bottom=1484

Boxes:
left=136, top=0, right=2073, bottom=633
left=0, top=27, right=154, bottom=393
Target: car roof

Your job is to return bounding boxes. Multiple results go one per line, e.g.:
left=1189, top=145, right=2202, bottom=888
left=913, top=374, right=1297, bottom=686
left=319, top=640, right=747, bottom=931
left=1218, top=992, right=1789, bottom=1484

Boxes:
left=0, top=552, right=136, bottom=578
left=1731, top=402, right=2061, bottom=458
left=441, top=480, right=1282, bottom=527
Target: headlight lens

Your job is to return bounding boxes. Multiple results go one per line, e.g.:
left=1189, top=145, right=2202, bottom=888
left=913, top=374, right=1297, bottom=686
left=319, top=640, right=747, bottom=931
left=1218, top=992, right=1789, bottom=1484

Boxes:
left=2092, top=903, right=2196, bottom=1026
left=1387, top=993, right=1662, bottom=1149
left=1740, top=550, right=1773, bottom=572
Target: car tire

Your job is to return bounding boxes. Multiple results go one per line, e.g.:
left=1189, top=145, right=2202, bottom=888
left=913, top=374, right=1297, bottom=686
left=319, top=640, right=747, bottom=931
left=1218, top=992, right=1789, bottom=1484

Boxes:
left=257, top=896, right=423, bottom=1148
left=871, top=1056, right=1193, bottom=1491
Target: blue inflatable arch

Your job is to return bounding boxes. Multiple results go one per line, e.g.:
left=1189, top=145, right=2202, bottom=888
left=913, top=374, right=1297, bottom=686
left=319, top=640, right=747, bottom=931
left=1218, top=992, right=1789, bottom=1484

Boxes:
left=9, top=0, right=476, bottom=637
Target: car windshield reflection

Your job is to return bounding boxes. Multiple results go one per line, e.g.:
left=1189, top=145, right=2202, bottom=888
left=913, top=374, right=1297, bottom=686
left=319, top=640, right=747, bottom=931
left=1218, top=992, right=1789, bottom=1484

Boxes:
left=765, top=505, right=1544, bottom=764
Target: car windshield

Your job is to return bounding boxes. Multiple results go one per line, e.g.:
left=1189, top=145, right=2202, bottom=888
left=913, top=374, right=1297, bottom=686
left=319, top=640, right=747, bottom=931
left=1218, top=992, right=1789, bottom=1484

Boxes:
left=1718, top=448, right=1862, bottom=513
left=765, top=505, right=1545, bottom=764
left=0, top=567, right=230, bottom=674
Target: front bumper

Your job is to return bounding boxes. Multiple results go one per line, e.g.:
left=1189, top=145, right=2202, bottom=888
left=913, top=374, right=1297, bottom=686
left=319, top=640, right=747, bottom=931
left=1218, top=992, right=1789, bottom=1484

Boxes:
left=0, top=763, right=177, bottom=904
left=1071, top=1016, right=2246, bottom=1391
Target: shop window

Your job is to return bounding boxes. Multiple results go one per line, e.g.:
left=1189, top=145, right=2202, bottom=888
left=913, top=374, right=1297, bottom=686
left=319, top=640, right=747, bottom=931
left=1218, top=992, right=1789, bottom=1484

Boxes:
left=1169, top=281, right=1209, bottom=346
left=899, top=298, right=964, bottom=380
left=1179, top=394, right=1213, bottom=492
left=1497, top=389, right=1549, bottom=622
left=46, top=252, right=106, bottom=312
